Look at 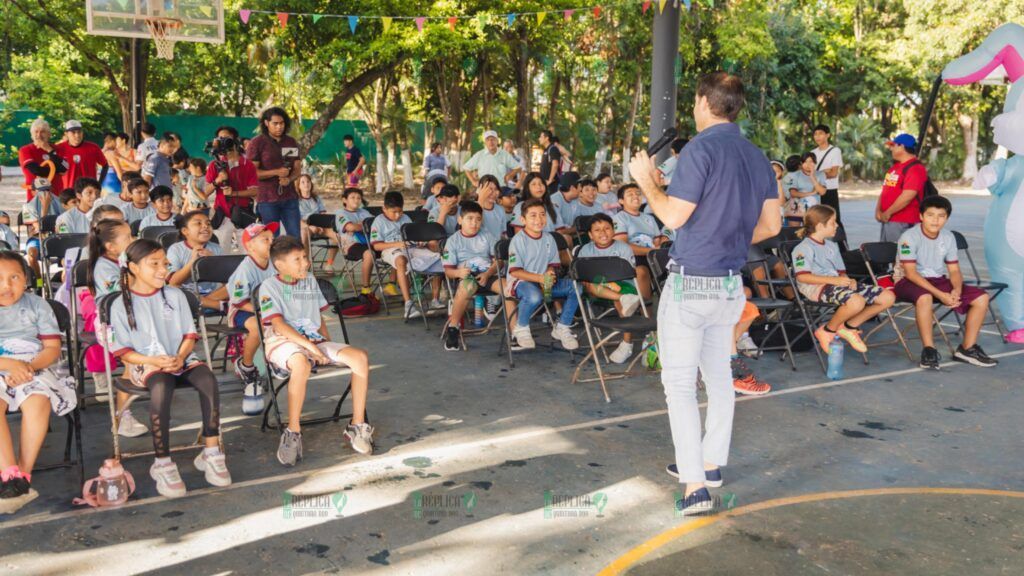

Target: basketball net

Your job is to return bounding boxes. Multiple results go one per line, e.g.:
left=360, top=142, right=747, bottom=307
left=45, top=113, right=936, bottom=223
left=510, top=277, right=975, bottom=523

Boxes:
left=145, top=17, right=183, bottom=60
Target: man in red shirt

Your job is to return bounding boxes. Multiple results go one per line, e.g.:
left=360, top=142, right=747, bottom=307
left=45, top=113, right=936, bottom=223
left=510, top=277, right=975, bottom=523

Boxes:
left=876, top=133, right=928, bottom=242
left=54, top=119, right=108, bottom=193
left=18, top=118, right=66, bottom=204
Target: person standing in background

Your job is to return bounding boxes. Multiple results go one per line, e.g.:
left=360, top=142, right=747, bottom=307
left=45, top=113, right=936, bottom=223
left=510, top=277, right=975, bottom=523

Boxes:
left=811, top=124, right=844, bottom=225
left=248, top=107, right=302, bottom=238
left=343, top=135, right=366, bottom=187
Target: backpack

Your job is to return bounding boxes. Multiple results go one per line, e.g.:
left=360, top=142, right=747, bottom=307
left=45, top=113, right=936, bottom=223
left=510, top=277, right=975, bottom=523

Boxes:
left=339, top=293, right=380, bottom=317
left=901, top=159, right=939, bottom=198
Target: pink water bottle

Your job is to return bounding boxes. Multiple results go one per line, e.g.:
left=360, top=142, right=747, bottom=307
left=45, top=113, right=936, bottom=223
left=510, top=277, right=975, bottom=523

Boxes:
left=93, top=459, right=132, bottom=506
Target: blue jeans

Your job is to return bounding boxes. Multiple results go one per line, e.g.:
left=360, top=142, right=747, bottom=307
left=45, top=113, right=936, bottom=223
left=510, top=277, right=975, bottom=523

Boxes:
left=514, top=277, right=579, bottom=327
left=257, top=198, right=301, bottom=239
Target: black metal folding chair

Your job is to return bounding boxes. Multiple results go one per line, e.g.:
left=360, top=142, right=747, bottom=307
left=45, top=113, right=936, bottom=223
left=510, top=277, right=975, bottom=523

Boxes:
left=646, top=247, right=670, bottom=295
left=400, top=221, right=449, bottom=329
left=68, top=260, right=103, bottom=403
left=192, top=255, right=246, bottom=372
left=406, top=209, right=429, bottom=224
left=572, top=215, right=595, bottom=245
left=140, top=225, right=178, bottom=242
left=569, top=257, right=658, bottom=402
left=746, top=244, right=801, bottom=370
left=306, top=213, right=338, bottom=274
left=938, top=231, right=1008, bottom=338
left=158, top=230, right=181, bottom=251
left=252, top=278, right=362, bottom=433
left=361, top=216, right=394, bottom=315
left=40, top=233, right=88, bottom=299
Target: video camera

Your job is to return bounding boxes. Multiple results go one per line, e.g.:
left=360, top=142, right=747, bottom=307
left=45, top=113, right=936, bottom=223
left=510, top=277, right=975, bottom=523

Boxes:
left=204, top=136, right=241, bottom=175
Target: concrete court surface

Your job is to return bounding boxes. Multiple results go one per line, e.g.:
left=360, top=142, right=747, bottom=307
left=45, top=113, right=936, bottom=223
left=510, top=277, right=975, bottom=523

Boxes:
left=0, top=175, right=1022, bottom=576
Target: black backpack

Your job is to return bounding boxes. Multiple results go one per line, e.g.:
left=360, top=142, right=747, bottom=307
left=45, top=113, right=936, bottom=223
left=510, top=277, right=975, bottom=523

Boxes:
left=901, top=159, right=939, bottom=198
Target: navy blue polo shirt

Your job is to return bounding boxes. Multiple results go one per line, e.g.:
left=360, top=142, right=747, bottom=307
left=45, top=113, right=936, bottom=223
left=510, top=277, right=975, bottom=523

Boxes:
left=666, top=123, right=775, bottom=274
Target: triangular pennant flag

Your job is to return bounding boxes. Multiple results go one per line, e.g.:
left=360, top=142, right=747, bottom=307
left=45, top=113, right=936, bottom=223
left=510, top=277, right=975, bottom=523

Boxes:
left=348, top=15, right=358, bottom=34
left=239, top=9, right=251, bottom=24
left=642, top=1, right=652, bottom=14
left=507, top=13, right=517, bottom=27
left=537, top=12, right=547, bottom=25
left=312, top=14, right=323, bottom=24
left=199, top=6, right=213, bottom=17
left=563, top=9, right=574, bottom=21
left=448, top=17, right=457, bottom=31
left=415, top=17, right=426, bottom=32
left=276, top=12, right=288, bottom=28
left=593, top=6, right=602, bottom=19
left=382, top=16, right=392, bottom=32
left=659, top=0, right=668, bottom=14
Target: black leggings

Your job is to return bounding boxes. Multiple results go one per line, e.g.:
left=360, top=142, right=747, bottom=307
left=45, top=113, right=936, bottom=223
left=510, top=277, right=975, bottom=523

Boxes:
left=144, top=365, right=220, bottom=458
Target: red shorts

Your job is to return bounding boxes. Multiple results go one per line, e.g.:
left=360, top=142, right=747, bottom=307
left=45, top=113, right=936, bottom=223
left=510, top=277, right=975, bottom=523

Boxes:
left=894, top=277, right=986, bottom=315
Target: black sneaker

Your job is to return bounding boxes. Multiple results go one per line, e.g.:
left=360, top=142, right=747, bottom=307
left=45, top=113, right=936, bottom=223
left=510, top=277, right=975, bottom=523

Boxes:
left=919, top=346, right=941, bottom=370
left=444, top=327, right=461, bottom=352
left=0, top=476, right=30, bottom=499
left=675, top=487, right=717, bottom=516
left=953, top=344, right=998, bottom=367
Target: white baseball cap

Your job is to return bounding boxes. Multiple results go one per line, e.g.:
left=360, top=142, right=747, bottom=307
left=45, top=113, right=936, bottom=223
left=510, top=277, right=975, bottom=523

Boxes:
left=482, top=130, right=499, bottom=141
left=64, top=120, right=83, bottom=131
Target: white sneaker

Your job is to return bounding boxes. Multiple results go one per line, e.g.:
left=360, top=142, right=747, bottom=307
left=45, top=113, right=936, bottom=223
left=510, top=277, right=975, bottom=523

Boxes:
left=551, top=323, right=580, bottom=351
left=344, top=422, right=375, bottom=455
left=619, top=294, right=641, bottom=317
left=405, top=300, right=422, bottom=319
left=429, top=298, right=446, bottom=310
left=737, top=333, right=760, bottom=358
left=194, top=450, right=233, bottom=487
left=512, top=325, right=536, bottom=350
left=150, top=461, right=187, bottom=498
left=118, top=410, right=149, bottom=438
left=609, top=341, right=634, bottom=364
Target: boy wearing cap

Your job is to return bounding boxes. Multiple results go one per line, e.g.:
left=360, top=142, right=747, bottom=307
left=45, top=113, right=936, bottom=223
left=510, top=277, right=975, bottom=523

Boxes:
left=54, top=120, right=107, bottom=192
left=428, top=184, right=461, bottom=235
left=464, top=130, right=521, bottom=188
left=877, top=133, right=928, bottom=243
left=229, top=222, right=279, bottom=415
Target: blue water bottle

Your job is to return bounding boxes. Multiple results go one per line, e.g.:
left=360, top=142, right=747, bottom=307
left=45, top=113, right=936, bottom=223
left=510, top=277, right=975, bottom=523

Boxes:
left=826, top=336, right=845, bottom=380
left=474, top=295, right=485, bottom=327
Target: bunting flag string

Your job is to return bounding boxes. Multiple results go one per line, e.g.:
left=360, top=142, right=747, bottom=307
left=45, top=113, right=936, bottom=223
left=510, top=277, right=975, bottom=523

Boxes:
left=241, top=0, right=702, bottom=31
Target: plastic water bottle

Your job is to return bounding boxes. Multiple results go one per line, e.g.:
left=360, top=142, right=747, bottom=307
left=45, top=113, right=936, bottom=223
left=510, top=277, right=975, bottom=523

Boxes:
left=474, top=295, right=485, bottom=327
left=826, top=336, right=845, bottom=380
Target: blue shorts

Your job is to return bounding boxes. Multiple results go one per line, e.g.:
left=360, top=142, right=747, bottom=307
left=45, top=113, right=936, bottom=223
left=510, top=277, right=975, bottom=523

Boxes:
left=233, top=310, right=254, bottom=329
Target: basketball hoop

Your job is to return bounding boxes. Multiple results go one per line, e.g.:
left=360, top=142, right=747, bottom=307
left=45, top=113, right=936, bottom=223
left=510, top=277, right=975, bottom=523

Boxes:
left=145, top=17, right=183, bottom=60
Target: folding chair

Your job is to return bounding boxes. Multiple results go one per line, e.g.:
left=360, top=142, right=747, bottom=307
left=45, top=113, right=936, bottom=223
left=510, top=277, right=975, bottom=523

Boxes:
left=306, top=213, right=338, bottom=274
left=438, top=240, right=505, bottom=350
left=646, top=247, right=670, bottom=296
left=32, top=299, right=85, bottom=486
left=97, top=290, right=218, bottom=460
left=406, top=209, right=429, bottom=224
left=572, top=215, right=595, bottom=245
left=40, top=233, right=88, bottom=299
left=252, top=278, right=363, bottom=433
left=40, top=214, right=58, bottom=236
left=860, top=242, right=951, bottom=358
left=940, top=230, right=1008, bottom=338
left=158, top=230, right=181, bottom=251
left=140, top=225, right=178, bottom=242
left=129, top=219, right=143, bottom=237
left=569, top=257, right=658, bottom=402
left=400, top=221, right=449, bottom=328
left=361, top=216, right=396, bottom=315
left=192, top=255, right=246, bottom=372
left=68, top=260, right=104, bottom=402
left=746, top=244, right=801, bottom=370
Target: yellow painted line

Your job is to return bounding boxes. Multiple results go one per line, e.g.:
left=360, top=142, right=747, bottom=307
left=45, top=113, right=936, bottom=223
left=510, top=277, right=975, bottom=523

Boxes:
left=597, top=486, right=1024, bottom=576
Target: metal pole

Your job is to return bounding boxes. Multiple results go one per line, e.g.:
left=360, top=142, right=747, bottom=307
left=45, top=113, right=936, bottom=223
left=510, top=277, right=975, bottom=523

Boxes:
left=649, top=2, right=681, bottom=163
left=916, top=75, right=944, bottom=159
left=130, top=39, right=146, bottom=145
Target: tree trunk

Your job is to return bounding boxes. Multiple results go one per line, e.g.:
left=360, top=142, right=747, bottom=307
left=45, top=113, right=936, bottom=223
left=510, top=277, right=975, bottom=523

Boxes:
left=621, top=68, right=644, bottom=183
left=547, top=72, right=562, bottom=130
left=375, top=142, right=388, bottom=193
left=512, top=27, right=531, bottom=156
left=958, top=110, right=979, bottom=182
left=594, top=54, right=618, bottom=177
left=386, top=141, right=396, bottom=183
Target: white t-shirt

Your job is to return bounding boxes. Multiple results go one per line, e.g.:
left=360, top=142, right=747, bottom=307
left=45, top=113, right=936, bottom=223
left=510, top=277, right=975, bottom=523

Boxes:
left=812, top=145, right=843, bottom=189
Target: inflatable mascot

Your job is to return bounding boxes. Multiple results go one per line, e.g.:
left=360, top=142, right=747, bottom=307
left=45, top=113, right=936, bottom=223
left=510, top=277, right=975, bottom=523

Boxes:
left=943, top=23, right=1024, bottom=343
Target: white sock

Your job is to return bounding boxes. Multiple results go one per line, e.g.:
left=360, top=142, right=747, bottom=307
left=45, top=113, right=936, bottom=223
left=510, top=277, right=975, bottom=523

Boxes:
left=154, top=457, right=172, bottom=466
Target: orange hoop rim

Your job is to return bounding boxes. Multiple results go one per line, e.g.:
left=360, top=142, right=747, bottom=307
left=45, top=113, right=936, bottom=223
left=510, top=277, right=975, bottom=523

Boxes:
left=143, top=16, right=184, bottom=37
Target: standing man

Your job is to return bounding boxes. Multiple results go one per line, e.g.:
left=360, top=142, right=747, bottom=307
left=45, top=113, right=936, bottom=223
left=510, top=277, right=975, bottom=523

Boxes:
left=876, top=133, right=927, bottom=242
left=629, top=72, right=781, bottom=515
left=811, top=124, right=844, bottom=224
left=343, top=134, right=366, bottom=187
left=538, top=130, right=561, bottom=194
left=248, top=107, right=302, bottom=237
left=463, top=130, right=522, bottom=189
left=18, top=119, right=66, bottom=210
left=55, top=120, right=108, bottom=192
left=136, top=122, right=159, bottom=165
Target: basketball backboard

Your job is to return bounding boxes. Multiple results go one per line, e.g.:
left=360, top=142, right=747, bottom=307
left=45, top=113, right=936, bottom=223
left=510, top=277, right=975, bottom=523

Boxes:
left=86, top=0, right=224, bottom=44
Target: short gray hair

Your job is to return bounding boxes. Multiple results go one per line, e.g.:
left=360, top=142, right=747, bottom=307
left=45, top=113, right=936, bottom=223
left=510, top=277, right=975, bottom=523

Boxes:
left=29, top=118, right=51, bottom=137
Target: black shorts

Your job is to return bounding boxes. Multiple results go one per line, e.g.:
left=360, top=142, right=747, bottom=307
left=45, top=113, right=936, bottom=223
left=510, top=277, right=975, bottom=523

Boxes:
left=346, top=244, right=369, bottom=260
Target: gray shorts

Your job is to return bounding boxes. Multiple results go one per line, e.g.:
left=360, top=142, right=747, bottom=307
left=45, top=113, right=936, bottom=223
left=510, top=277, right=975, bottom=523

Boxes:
left=879, top=222, right=913, bottom=243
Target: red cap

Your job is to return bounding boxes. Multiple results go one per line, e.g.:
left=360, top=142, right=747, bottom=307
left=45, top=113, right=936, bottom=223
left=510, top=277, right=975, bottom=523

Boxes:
left=241, top=222, right=280, bottom=247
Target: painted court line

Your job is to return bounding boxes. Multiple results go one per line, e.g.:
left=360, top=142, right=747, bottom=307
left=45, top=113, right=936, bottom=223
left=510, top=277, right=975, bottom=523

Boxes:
left=4, top=348, right=1022, bottom=529
left=596, top=487, right=1024, bottom=576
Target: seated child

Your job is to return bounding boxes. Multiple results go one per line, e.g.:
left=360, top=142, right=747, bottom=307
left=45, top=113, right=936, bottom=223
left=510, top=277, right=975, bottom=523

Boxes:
left=167, top=211, right=223, bottom=310
left=613, top=184, right=669, bottom=300
left=228, top=223, right=279, bottom=415
left=334, top=187, right=374, bottom=294
left=474, top=175, right=507, bottom=241
left=182, top=158, right=211, bottom=214
left=498, top=188, right=518, bottom=227
left=595, top=173, right=619, bottom=213
left=56, top=178, right=99, bottom=234
left=507, top=198, right=580, bottom=351
left=792, top=205, right=896, bottom=355
left=578, top=213, right=643, bottom=363
left=371, top=191, right=444, bottom=319
left=550, top=172, right=581, bottom=226
left=0, top=212, right=17, bottom=251
left=0, top=251, right=76, bottom=514
left=138, top=186, right=178, bottom=230
left=441, top=201, right=501, bottom=351
left=259, top=236, right=374, bottom=464
left=85, top=218, right=148, bottom=437
left=297, top=174, right=339, bottom=265
left=22, top=177, right=62, bottom=279
left=52, top=188, right=79, bottom=232
left=107, top=239, right=230, bottom=497
left=893, top=195, right=997, bottom=369
left=122, top=178, right=156, bottom=224
left=511, top=173, right=574, bottom=243
left=782, top=153, right=826, bottom=227
left=422, top=175, right=447, bottom=213
left=568, top=178, right=605, bottom=225
left=95, top=176, right=137, bottom=212
left=428, top=184, right=460, bottom=236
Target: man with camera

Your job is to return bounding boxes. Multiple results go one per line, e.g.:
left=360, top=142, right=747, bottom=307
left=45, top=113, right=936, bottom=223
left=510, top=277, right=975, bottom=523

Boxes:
left=247, top=107, right=302, bottom=238
left=205, top=125, right=258, bottom=249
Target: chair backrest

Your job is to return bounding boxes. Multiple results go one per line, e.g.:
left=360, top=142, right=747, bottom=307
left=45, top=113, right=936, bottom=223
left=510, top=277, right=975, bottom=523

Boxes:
left=859, top=242, right=897, bottom=282
left=833, top=223, right=848, bottom=247
left=951, top=230, right=970, bottom=251
left=193, top=254, right=245, bottom=285
left=746, top=243, right=771, bottom=266
left=402, top=221, right=448, bottom=243
left=367, top=206, right=384, bottom=216
left=317, top=277, right=340, bottom=306
left=495, top=237, right=511, bottom=262
left=550, top=231, right=570, bottom=254
left=778, top=239, right=802, bottom=265
left=158, top=230, right=181, bottom=251
left=130, top=219, right=143, bottom=237
left=42, top=233, right=88, bottom=262
left=72, top=259, right=90, bottom=289
left=571, top=256, right=637, bottom=284
left=573, top=215, right=595, bottom=236
left=46, top=298, right=72, bottom=334
left=141, top=225, right=178, bottom=242
left=406, top=210, right=429, bottom=223
left=361, top=217, right=376, bottom=241
left=307, top=213, right=337, bottom=231
left=647, top=247, right=670, bottom=279
left=40, top=214, right=58, bottom=234
left=779, top=227, right=801, bottom=242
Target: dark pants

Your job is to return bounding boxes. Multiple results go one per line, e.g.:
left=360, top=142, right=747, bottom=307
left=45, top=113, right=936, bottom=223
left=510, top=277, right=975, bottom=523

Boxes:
left=821, top=188, right=841, bottom=224
left=257, top=198, right=302, bottom=239
left=133, top=365, right=220, bottom=458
